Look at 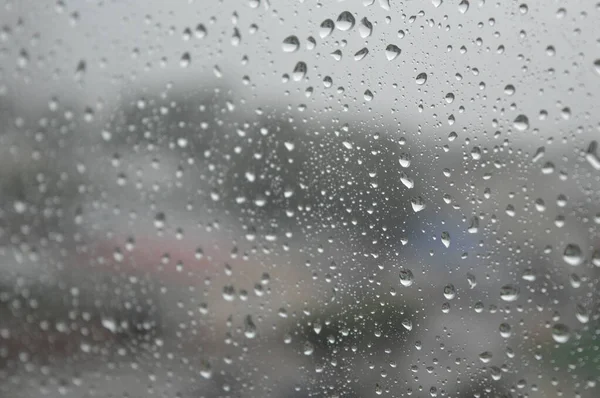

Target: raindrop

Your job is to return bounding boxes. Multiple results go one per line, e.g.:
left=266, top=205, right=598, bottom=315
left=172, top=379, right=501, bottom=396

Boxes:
left=585, top=141, right=600, bottom=170
left=410, top=196, right=426, bottom=212
left=479, top=351, right=493, bottom=363
left=319, top=19, right=335, bottom=38
left=551, top=324, right=570, bottom=343
left=466, top=273, right=477, bottom=289
left=443, top=284, right=456, bottom=300
left=282, top=35, right=300, bottom=52
left=458, top=0, right=469, bottom=13
left=499, top=323, right=512, bottom=338
left=385, top=44, right=401, bottom=60
left=244, top=315, right=257, bottom=339
left=336, top=11, right=356, bottom=31
left=563, top=244, right=582, bottom=266
left=292, top=61, right=307, bottom=81
left=364, top=89, right=374, bottom=101
left=415, top=72, right=428, bottom=85
left=500, top=284, right=519, bottom=302
left=441, top=231, right=450, bottom=248
left=402, top=319, right=413, bottom=331
left=575, top=304, right=589, bottom=324
left=513, top=114, right=529, bottom=131
left=354, top=47, right=369, bottom=61
left=359, top=17, right=373, bottom=38
left=180, top=52, right=191, bottom=67
left=303, top=341, right=314, bottom=355
left=399, top=269, right=414, bottom=286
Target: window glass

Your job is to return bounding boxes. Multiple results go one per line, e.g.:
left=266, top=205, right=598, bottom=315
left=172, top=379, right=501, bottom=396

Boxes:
left=0, top=1, right=599, bottom=397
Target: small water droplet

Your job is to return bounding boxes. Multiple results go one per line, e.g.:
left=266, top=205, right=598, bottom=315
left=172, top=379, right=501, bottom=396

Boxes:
left=441, top=231, right=451, bottom=248
left=415, top=72, right=428, bottom=85
left=585, top=141, right=600, bottom=170
left=499, top=323, right=512, bottom=338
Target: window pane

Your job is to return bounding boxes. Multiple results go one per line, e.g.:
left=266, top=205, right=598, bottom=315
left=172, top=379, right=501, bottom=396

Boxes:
left=0, top=1, right=599, bottom=397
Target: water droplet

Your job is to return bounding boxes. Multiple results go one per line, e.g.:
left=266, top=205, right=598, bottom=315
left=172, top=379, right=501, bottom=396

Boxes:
left=399, top=269, right=414, bottom=286
left=399, top=171, right=414, bottom=189
left=499, top=323, right=512, bottom=338
left=399, top=153, right=411, bottom=167
left=364, top=89, right=374, bottom=101
left=282, top=35, right=300, bottom=52
left=330, top=50, right=343, bottom=61
left=415, top=72, right=428, bottom=85
left=180, top=52, right=191, bottom=68
left=244, top=315, right=257, bottom=339
left=594, top=59, right=600, bottom=75
left=402, top=319, right=413, bottom=331
left=504, top=84, right=515, bottom=95
left=200, top=360, right=212, bottom=379
left=467, top=216, right=479, bottom=233
left=303, top=341, right=314, bottom=355
left=432, top=0, right=443, bottom=7
left=585, top=141, right=600, bottom=170
left=336, top=11, right=355, bottom=31
left=513, top=114, right=529, bottom=131
left=500, top=284, right=519, bottom=302
left=223, top=285, right=236, bottom=301
left=576, top=304, right=589, bottom=324
left=443, top=284, right=456, bottom=300
left=410, top=196, right=426, bottom=212
left=563, top=244, right=583, bottom=266
left=359, top=17, right=373, bottom=38
left=441, top=231, right=451, bottom=248
left=458, top=0, right=469, bottom=13
left=292, top=61, right=307, bottom=81
left=532, top=146, right=545, bottom=162
left=319, top=19, right=335, bottom=38
left=101, top=317, right=117, bottom=333
left=385, top=44, right=401, bottom=60
left=354, top=47, right=369, bottom=61
left=479, top=351, right=493, bottom=363
left=551, top=323, right=570, bottom=343
left=445, top=93, right=455, bottom=103
left=154, top=212, right=166, bottom=229
left=466, top=273, right=477, bottom=289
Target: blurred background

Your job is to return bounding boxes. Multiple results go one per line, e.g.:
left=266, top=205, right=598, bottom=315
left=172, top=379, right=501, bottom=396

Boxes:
left=0, top=0, right=599, bottom=397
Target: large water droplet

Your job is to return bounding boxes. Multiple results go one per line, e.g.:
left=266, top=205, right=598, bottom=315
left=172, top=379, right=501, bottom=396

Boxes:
left=282, top=35, right=300, bottom=52
left=410, top=196, right=426, bottom=212
left=359, top=17, right=373, bottom=38
left=319, top=19, right=335, bottom=38
left=415, top=72, right=428, bottom=85
left=336, top=11, right=355, bottom=31
left=443, top=284, right=456, bottom=300
left=354, top=47, right=369, bottom=61
left=292, top=61, right=307, bottom=81
left=385, top=44, right=401, bottom=60
left=563, top=244, right=583, bottom=266
left=458, top=0, right=469, bottom=13
left=513, top=114, right=529, bottom=131
left=551, top=323, right=570, bottom=343
left=585, top=141, right=600, bottom=170
left=399, top=269, right=414, bottom=286
left=500, top=284, right=519, bottom=302
left=244, top=315, right=257, bottom=339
